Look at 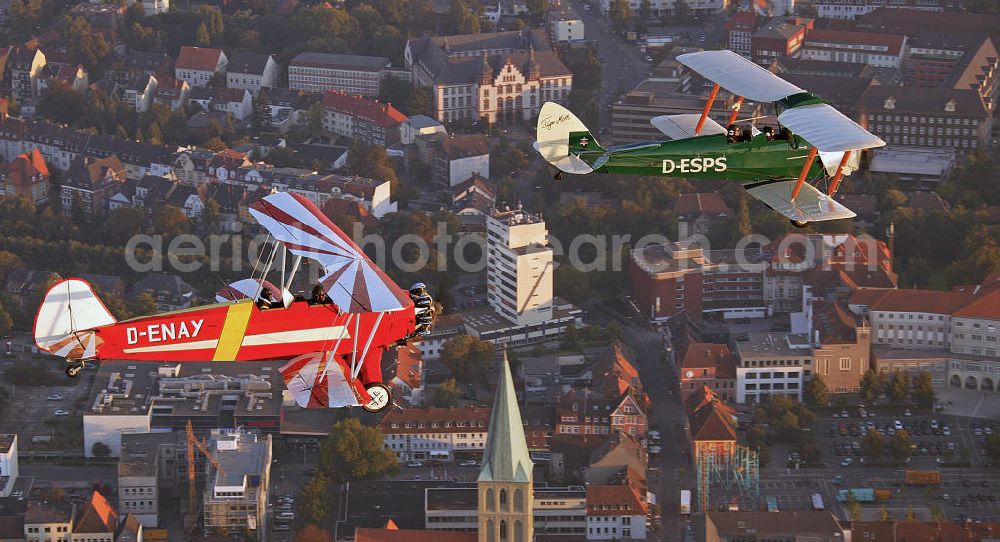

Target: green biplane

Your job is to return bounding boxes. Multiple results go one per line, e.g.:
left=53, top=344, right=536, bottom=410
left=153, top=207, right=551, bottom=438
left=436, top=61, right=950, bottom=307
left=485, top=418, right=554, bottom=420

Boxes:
left=534, top=49, right=885, bottom=227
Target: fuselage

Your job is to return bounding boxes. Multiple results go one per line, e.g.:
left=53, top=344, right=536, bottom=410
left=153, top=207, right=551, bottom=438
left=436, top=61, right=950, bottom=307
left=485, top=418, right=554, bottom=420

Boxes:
left=578, top=132, right=825, bottom=182
left=89, top=299, right=416, bottom=363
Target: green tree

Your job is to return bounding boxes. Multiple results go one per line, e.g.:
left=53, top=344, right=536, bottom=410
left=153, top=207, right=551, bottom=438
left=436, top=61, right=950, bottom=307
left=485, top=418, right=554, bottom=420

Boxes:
left=196, top=22, right=211, bottom=46
left=984, top=434, right=1000, bottom=465
left=318, top=418, right=397, bottom=483
left=862, top=428, right=884, bottom=459
left=886, top=369, right=909, bottom=405
left=890, top=429, right=912, bottom=460
left=440, top=334, right=496, bottom=381
left=671, top=0, right=689, bottom=22
left=609, top=0, right=632, bottom=35
left=431, top=378, right=461, bottom=407
left=0, top=251, right=24, bottom=283
left=846, top=490, right=861, bottom=522
left=880, top=504, right=891, bottom=522
left=299, top=473, right=329, bottom=526
left=636, top=0, right=651, bottom=33
left=127, top=292, right=159, bottom=316
left=91, top=441, right=111, bottom=458
left=860, top=369, right=884, bottom=404
left=98, top=207, right=147, bottom=247
left=911, top=370, right=935, bottom=409
left=803, top=374, right=829, bottom=407
left=905, top=506, right=916, bottom=521
left=154, top=205, right=191, bottom=238
left=449, top=0, right=480, bottom=34
left=294, top=525, right=334, bottom=542
left=38, top=82, right=86, bottom=125
left=0, top=300, right=14, bottom=338
left=62, top=16, right=112, bottom=74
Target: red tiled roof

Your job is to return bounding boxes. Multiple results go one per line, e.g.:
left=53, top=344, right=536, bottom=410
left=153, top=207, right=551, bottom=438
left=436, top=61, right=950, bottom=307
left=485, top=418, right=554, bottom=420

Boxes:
left=175, top=46, right=224, bottom=71
left=724, top=10, right=757, bottom=32
left=681, top=343, right=733, bottom=371
left=323, top=91, right=407, bottom=128
left=953, top=289, right=1000, bottom=320
left=2, top=148, right=49, bottom=192
left=393, top=343, right=422, bottom=390
left=861, top=289, right=974, bottom=315
left=586, top=484, right=647, bottom=516
left=74, top=491, right=118, bottom=533
left=379, top=407, right=490, bottom=434
left=356, top=528, right=476, bottom=542
left=907, top=192, right=950, bottom=212
left=685, top=386, right=737, bottom=442
left=805, top=29, right=905, bottom=56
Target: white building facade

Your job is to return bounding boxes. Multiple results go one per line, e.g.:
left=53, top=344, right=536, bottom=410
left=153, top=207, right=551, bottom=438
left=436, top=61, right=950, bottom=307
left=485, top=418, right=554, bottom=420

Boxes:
left=486, top=208, right=554, bottom=326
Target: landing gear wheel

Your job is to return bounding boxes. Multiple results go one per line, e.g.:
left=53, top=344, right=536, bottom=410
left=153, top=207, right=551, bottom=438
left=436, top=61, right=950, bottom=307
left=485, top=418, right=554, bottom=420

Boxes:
left=65, top=362, right=84, bottom=378
left=362, top=383, right=391, bottom=413
left=553, top=171, right=563, bottom=181
left=790, top=219, right=810, bottom=229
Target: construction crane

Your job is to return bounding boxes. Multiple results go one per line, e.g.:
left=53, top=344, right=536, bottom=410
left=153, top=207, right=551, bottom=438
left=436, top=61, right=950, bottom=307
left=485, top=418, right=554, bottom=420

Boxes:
left=186, top=420, right=226, bottom=528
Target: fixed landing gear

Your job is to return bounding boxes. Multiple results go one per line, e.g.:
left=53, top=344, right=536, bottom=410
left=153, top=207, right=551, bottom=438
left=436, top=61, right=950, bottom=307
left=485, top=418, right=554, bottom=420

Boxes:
left=790, top=219, right=810, bottom=229
left=65, top=361, right=85, bottom=378
left=362, top=382, right=392, bottom=413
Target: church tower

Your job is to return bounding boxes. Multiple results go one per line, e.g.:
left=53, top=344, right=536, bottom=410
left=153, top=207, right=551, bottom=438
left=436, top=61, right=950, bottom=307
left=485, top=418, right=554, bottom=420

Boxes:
left=477, top=352, right=533, bottom=542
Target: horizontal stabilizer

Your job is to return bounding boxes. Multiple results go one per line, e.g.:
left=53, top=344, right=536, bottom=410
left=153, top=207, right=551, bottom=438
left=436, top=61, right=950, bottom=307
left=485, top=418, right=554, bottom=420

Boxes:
left=746, top=180, right=856, bottom=223
left=650, top=114, right=726, bottom=140
left=778, top=104, right=885, bottom=153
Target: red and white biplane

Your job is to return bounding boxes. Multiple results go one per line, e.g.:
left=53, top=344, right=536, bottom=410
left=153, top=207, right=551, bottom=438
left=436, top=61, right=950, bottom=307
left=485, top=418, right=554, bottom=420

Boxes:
left=33, top=192, right=432, bottom=413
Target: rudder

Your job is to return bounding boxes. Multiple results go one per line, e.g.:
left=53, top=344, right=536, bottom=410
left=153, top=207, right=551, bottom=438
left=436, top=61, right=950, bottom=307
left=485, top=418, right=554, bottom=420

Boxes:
left=535, top=102, right=603, bottom=174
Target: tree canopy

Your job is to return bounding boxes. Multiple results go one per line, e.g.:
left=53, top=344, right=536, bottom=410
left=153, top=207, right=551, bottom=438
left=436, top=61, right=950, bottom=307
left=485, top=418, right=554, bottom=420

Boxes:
left=318, top=418, right=397, bottom=483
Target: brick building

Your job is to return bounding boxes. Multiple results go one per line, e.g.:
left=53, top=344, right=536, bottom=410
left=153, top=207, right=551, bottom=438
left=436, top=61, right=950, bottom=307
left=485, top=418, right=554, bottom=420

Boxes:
left=679, top=344, right=737, bottom=403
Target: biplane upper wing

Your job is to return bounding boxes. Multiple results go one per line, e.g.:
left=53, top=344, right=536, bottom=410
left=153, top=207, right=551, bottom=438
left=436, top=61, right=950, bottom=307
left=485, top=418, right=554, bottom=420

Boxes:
left=676, top=50, right=804, bottom=102
left=777, top=104, right=885, bottom=153
left=249, top=192, right=411, bottom=313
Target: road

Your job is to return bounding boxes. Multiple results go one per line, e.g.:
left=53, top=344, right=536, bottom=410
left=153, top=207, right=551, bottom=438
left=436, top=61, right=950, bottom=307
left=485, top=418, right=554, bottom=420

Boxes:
left=571, top=0, right=650, bottom=129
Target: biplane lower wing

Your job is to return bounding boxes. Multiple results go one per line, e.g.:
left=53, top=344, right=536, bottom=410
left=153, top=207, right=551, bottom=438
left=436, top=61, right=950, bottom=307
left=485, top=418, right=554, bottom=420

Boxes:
left=280, top=352, right=371, bottom=409
left=650, top=114, right=726, bottom=140
left=745, top=180, right=856, bottom=224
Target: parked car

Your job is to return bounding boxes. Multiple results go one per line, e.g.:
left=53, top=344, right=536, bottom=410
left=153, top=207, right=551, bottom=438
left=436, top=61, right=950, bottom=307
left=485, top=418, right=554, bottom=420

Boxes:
left=840, top=458, right=853, bottom=467
left=46, top=394, right=62, bottom=401
left=459, top=460, right=479, bottom=467
left=53, top=409, right=69, bottom=416
left=406, top=461, right=423, bottom=468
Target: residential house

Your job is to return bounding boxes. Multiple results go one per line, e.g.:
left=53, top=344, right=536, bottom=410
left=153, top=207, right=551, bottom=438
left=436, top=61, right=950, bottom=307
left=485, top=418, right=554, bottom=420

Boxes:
left=120, top=50, right=172, bottom=79
left=257, top=87, right=324, bottom=134
left=4, top=269, right=60, bottom=308
left=24, top=503, right=75, bottom=542
left=78, top=273, right=126, bottom=299
left=585, top=484, right=648, bottom=541
left=189, top=87, right=254, bottom=121
left=379, top=407, right=490, bottom=461
left=432, top=134, right=490, bottom=186
left=70, top=491, right=118, bottom=542
left=723, top=10, right=757, bottom=59
left=115, top=514, right=143, bottom=542
left=405, top=29, right=573, bottom=124
left=36, top=64, right=89, bottom=95
left=585, top=431, right=647, bottom=485
left=10, top=48, right=46, bottom=101
left=174, top=46, right=227, bottom=88
left=750, top=16, right=812, bottom=66
left=123, top=74, right=157, bottom=113
left=0, top=148, right=49, bottom=205
left=226, top=52, right=279, bottom=97
left=69, top=3, right=126, bottom=32
left=673, top=192, right=731, bottom=240
left=130, top=273, right=197, bottom=311
left=142, top=0, right=169, bottom=16
left=385, top=343, right=423, bottom=407
left=151, top=78, right=190, bottom=110
left=322, top=91, right=407, bottom=146
left=288, top=52, right=390, bottom=97
left=61, top=155, right=127, bottom=221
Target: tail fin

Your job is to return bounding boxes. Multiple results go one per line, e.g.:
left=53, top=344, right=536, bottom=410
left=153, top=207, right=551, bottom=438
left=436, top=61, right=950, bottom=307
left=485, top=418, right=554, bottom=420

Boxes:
left=535, top=102, right=605, bottom=174
left=34, top=279, right=116, bottom=358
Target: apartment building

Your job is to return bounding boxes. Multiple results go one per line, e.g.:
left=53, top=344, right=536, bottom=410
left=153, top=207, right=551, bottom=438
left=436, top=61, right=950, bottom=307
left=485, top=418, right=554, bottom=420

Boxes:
left=733, top=332, right=813, bottom=403
left=0, top=434, right=17, bottom=498
left=800, top=29, right=906, bottom=69
left=321, top=91, right=407, bottom=147
left=202, top=429, right=272, bottom=540
left=289, top=53, right=390, bottom=96
left=379, top=408, right=490, bottom=461
left=486, top=207, right=554, bottom=326
left=174, top=46, right=227, bottom=88
left=858, top=86, right=990, bottom=150
left=226, top=52, right=280, bottom=96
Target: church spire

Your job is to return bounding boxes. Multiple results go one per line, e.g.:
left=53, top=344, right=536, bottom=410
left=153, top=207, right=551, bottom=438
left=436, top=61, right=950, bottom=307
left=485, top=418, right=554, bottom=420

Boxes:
left=478, top=351, right=533, bottom=483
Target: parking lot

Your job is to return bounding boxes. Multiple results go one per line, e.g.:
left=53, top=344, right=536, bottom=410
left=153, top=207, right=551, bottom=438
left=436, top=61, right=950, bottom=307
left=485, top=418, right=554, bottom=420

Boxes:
left=0, top=357, right=92, bottom=451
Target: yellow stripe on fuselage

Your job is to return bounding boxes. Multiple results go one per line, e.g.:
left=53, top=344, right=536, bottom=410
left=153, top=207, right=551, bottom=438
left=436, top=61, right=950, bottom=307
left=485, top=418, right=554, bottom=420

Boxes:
left=212, top=301, right=255, bottom=361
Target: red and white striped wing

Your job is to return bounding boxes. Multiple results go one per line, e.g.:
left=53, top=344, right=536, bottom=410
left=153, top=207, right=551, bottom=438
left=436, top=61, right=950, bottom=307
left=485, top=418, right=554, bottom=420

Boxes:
left=280, top=352, right=370, bottom=409
left=249, top=192, right=411, bottom=313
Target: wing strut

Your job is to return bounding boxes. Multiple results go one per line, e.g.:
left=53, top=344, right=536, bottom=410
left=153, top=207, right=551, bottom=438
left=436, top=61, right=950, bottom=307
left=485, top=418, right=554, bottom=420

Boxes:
left=726, top=96, right=744, bottom=127
left=826, top=150, right=853, bottom=197
left=790, top=146, right=819, bottom=202
left=695, top=83, right=721, bottom=136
